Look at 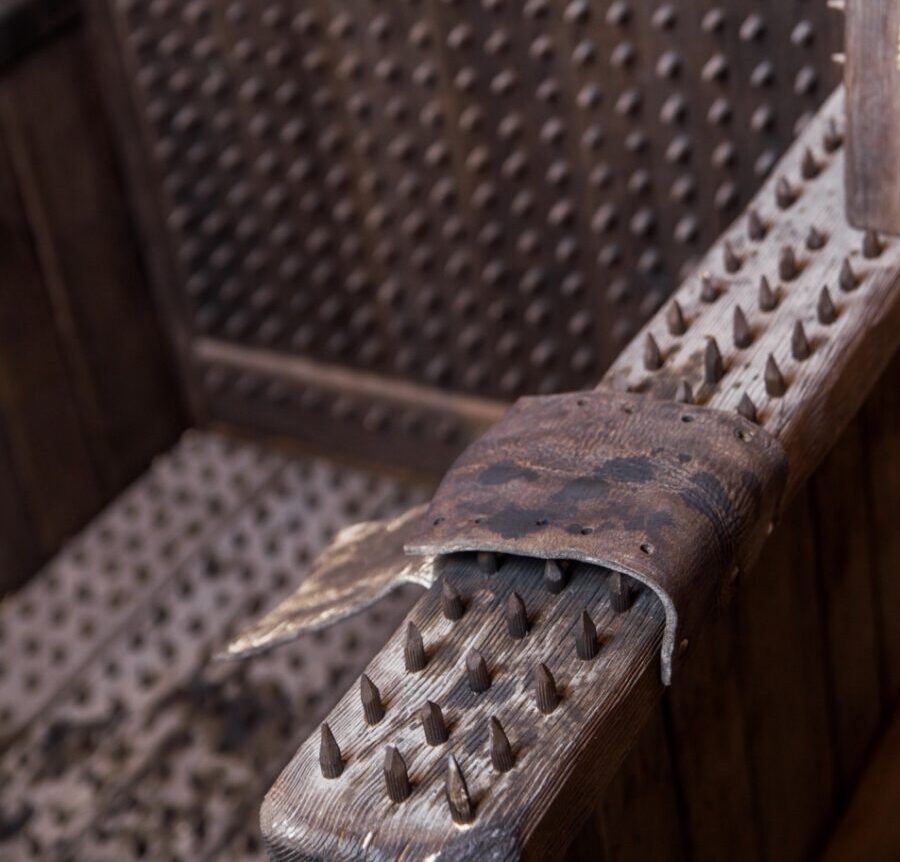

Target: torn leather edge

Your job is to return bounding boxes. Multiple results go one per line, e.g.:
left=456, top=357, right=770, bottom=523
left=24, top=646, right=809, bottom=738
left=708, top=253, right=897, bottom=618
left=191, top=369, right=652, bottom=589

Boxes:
left=406, top=390, right=789, bottom=684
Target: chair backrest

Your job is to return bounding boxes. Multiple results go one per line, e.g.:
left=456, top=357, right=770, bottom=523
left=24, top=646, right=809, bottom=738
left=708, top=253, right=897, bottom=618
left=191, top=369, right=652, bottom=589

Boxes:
left=87, top=0, right=840, bottom=472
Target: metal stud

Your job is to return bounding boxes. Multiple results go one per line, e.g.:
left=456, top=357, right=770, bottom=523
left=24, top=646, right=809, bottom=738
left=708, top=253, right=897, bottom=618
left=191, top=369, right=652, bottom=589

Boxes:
left=800, top=148, right=820, bottom=179
left=737, top=393, right=758, bottom=424
left=442, top=579, right=464, bottom=621
left=806, top=227, right=826, bottom=250
left=576, top=609, right=599, bottom=660
left=533, top=663, right=559, bottom=714
left=384, top=746, right=411, bottom=802
left=666, top=299, right=687, bottom=335
left=758, top=276, right=777, bottom=312
left=723, top=240, right=741, bottom=273
left=775, top=177, right=795, bottom=209
left=643, top=333, right=663, bottom=370
left=779, top=246, right=799, bottom=281
left=505, top=592, right=529, bottom=639
left=489, top=717, right=514, bottom=772
left=446, top=755, right=475, bottom=824
left=733, top=306, right=752, bottom=348
left=704, top=337, right=724, bottom=384
left=319, top=723, right=343, bottom=779
left=863, top=229, right=882, bottom=259
left=747, top=209, right=766, bottom=241
left=700, top=273, right=719, bottom=303
left=361, top=674, right=385, bottom=725
left=764, top=354, right=786, bottom=397
left=839, top=257, right=857, bottom=292
left=405, top=621, right=427, bottom=672
left=817, top=286, right=837, bottom=324
left=477, top=551, right=499, bottom=574
left=544, top=559, right=568, bottom=594
left=609, top=571, right=632, bottom=612
left=674, top=379, right=693, bottom=404
left=420, top=700, right=449, bottom=745
left=791, top=321, right=811, bottom=360
left=466, top=649, right=491, bottom=693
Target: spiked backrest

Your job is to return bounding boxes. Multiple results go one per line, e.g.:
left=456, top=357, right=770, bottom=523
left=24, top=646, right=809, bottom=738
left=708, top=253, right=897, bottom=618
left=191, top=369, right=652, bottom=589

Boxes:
left=88, top=0, right=841, bottom=471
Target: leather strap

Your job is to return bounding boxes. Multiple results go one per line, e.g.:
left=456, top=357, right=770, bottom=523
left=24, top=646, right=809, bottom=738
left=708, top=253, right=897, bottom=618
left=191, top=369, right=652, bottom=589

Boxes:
left=407, top=388, right=788, bottom=682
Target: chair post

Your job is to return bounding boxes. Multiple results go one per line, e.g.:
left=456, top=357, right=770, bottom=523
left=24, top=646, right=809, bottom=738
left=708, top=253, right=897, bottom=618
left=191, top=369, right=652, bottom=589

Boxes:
left=843, top=0, right=900, bottom=235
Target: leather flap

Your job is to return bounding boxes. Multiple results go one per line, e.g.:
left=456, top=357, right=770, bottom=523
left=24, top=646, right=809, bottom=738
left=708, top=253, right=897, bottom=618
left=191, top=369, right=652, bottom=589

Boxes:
left=407, top=389, right=788, bottom=682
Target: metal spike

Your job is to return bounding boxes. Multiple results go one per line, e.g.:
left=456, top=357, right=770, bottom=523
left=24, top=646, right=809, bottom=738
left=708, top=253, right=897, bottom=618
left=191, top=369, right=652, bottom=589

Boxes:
left=733, top=306, right=752, bottom=349
left=477, top=551, right=499, bottom=574
left=319, top=723, right=343, bottom=779
left=806, top=226, right=826, bottom=250
left=666, top=299, right=687, bottom=335
left=643, top=333, right=663, bottom=370
left=801, top=148, right=820, bottom=180
left=360, top=674, right=385, bottom=725
left=404, top=621, right=427, bottom=672
left=791, top=321, right=811, bottom=361
left=863, top=229, right=882, bottom=259
left=505, top=592, right=529, bottom=639
left=737, top=393, right=758, bottom=424
left=764, top=354, right=786, bottom=397
left=747, top=209, right=766, bottom=241
left=674, top=379, right=693, bottom=404
left=576, top=609, right=599, bottom=661
left=609, top=571, right=633, bottom=613
left=839, top=257, right=857, bottom=292
left=817, top=286, right=837, bottom=325
left=704, top=337, right=724, bottom=384
left=534, top=663, right=559, bottom=714
left=420, top=700, right=449, bottom=745
left=758, top=276, right=777, bottom=312
left=466, top=649, right=491, bottom=693
left=723, top=240, right=741, bottom=273
left=445, top=755, right=474, bottom=824
left=700, top=272, right=719, bottom=303
left=442, top=579, right=464, bottom=621
left=775, top=176, right=795, bottom=209
left=779, top=246, right=799, bottom=281
left=384, top=746, right=411, bottom=803
left=543, top=559, right=568, bottom=594
left=823, top=118, right=843, bottom=152
left=489, top=717, right=514, bottom=772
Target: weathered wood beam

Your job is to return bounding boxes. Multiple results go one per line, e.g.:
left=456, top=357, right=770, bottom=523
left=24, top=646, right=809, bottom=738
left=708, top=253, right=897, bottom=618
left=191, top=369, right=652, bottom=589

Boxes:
left=843, top=0, right=900, bottom=234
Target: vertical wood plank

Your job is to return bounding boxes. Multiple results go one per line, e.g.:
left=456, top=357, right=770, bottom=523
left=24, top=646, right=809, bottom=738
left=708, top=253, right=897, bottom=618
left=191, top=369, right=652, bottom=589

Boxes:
left=861, top=352, right=900, bottom=706
left=845, top=0, right=900, bottom=233
left=663, top=600, right=763, bottom=862
left=0, top=31, right=183, bottom=490
left=808, top=419, right=884, bottom=796
left=736, top=492, right=837, bottom=861
left=0, top=119, right=104, bottom=553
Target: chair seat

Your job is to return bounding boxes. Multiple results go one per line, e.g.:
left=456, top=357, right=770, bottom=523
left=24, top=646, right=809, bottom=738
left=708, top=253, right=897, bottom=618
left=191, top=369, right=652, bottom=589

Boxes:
left=0, top=431, right=425, bottom=861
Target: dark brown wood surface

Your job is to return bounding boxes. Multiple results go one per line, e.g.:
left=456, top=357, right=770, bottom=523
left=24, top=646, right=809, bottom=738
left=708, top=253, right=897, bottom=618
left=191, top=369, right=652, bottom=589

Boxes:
left=0, top=28, right=183, bottom=593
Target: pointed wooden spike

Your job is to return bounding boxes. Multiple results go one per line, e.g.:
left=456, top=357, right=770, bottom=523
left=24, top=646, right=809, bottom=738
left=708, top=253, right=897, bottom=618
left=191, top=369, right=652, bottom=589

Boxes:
left=791, top=321, right=811, bottom=361
left=863, top=229, right=882, bottom=259
left=779, top=246, right=799, bottom=281
left=737, top=393, right=758, bottom=424
left=704, top=337, right=724, bottom=384
left=489, top=717, right=514, bottom=772
left=441, top=579, right=464, bottom=621
left=505, top=592, right=529, bottom=639
left=775, top=176, right=795, bottom=208
left=384, top=746, right=411, bottom=802
left=477, top=551, right=499, bottom=574
left=806, top=226, right=826, bottom=250
left=674, top=379, right=693, bottom=404
left=817, top=286, right=837, bottom=324
left=576, top=609, right=599, bottom=660
left=404, top=621, right=427, bottom=672
left=319, top=723, right=343, bottom=779
left=666, top=299, right=687, bottom=335
left=534, top=663, right=559, bottom=714
left=700, top=272, right=719, bottom=303
left=643, top=333, right=663, bottom=371
left=609, top=571, right=633, bottom=613
left=723, top=240, right=741, bottom=272
left=823, top=118, right=843, bottom=152
left=801, top=147, right=820, bottom=179
left=446, top=755, right=475, bottom=824
left=466, top=649, right=491, bottom=693
left=764, top=354, right=786, bottom=397
left=733, top=305, right=752, bottom=349
left=420, top=700, right=449, bottom=745
left=360, top=674, right=385, bottom=725
left=839, top=257, right=858, bottom=292
left=758, top=276, right=777, bottom=312
left=543, top=559, right=568, bottom=594
left=747, top=209, right=766, bottom=241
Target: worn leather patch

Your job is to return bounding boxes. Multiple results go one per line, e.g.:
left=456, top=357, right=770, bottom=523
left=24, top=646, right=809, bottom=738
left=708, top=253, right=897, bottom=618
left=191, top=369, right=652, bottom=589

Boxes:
left=407, top=388, right=788, bottom=682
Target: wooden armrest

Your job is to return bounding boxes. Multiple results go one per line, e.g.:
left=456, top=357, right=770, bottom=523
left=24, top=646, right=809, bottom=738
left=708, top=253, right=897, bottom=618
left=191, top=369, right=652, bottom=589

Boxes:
left=259, top=89, right=900, bottom=861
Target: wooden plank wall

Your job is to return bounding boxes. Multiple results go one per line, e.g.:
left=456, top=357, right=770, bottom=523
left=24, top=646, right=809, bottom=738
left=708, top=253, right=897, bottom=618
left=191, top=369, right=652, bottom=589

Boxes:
left=0, top=24, right=184, bottom=595
left=569, top=351, right=899, bottom=862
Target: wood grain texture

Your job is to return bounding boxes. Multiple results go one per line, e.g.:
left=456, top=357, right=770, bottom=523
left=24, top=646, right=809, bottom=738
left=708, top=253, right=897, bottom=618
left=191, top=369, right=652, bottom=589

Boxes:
left=844, top=0, right=900, bottom=234
left=260, top=87, right=900, bottom=860
left=821, top=703, right=900, bottom=862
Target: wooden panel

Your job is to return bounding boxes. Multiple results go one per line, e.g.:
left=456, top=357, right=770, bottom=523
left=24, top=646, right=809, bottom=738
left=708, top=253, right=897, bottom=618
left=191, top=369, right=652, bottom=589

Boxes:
left=0, top=30, right=183, bottom=490
left=845, top=0, right=900, bottom=234
left=808, top=419, right=883, bottom=794
left=822, top=703, right=900, bottom=862
left=0, top=111, right=104, bottom=566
